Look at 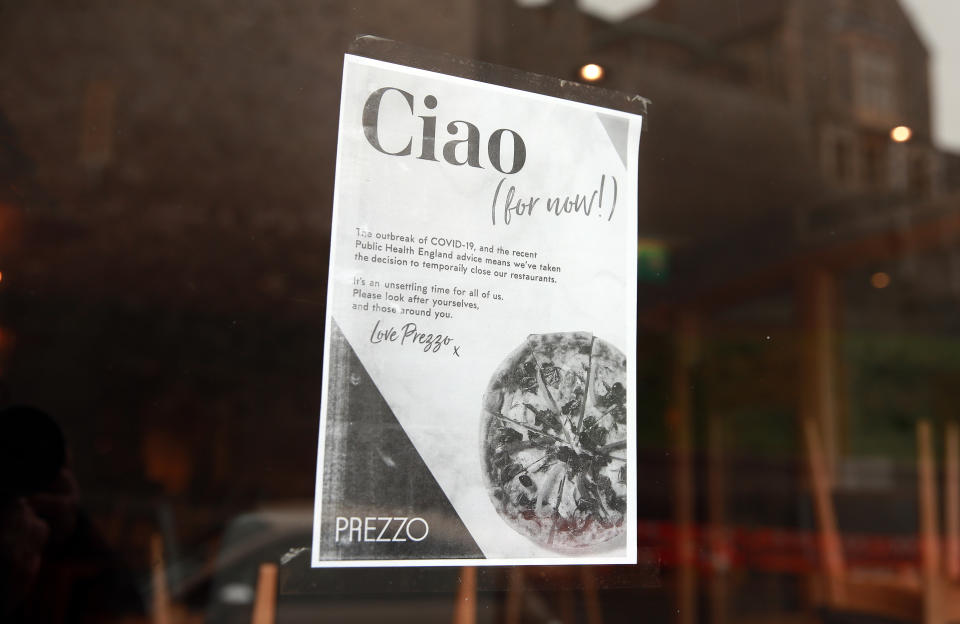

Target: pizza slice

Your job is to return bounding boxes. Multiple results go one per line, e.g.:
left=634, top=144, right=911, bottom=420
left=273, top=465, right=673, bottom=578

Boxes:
left=526, top=332, right=593, bottom=445
left=581, top=337, right=628, bottom=449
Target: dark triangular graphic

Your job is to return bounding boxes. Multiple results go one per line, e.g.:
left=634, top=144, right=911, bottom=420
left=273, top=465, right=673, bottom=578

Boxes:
left=597, top=112, right=629, bottom=169
left=318, top=320, right=485, bottom=560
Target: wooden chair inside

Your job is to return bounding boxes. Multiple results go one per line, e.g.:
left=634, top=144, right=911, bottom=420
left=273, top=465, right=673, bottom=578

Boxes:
left=906, top=420, right=960, bottom=623
left=803, top=417, right=929, bottom=623
left=502, top=566, right=603, bottom=624
left=805, top=418, right=960, bottom=623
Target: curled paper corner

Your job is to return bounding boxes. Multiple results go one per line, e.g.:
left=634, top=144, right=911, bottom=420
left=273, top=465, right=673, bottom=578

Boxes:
left=596, top=112, right=630, bottom=168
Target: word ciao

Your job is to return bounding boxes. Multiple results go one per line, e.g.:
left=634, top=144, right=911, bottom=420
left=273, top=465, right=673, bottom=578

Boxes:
left=363, top=87, right=526, bottom=174
left=491, top=174, right=618, bottom=226
left=334, top=516, right=429, bottom=543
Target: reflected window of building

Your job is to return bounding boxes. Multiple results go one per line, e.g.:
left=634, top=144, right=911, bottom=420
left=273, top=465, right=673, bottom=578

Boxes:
left=853, top=49, right=898, bottom=122
left=861, top=133, right=886, bottom=189
left=908, top=151, right=930, bottom=195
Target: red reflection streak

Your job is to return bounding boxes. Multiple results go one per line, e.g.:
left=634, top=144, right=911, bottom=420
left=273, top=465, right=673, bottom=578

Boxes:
left=638, top=521, right=921, bottom=575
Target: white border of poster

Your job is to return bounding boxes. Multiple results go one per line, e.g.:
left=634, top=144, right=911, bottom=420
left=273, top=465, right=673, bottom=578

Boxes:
left=312, top=53, right=643, bottom=567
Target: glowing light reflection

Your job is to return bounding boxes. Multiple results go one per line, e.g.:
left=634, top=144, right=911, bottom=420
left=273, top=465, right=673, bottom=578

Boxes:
left=890, top=126, right=912, bottom=143
left=579, top=63, right=605, bottom=82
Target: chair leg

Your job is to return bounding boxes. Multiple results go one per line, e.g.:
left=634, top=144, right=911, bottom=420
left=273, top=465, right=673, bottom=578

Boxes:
left=581, top=567, right=603, bottom=624
left=505, top=567, right=524, bottom=624
left=945, top=422, right=960, bottom=581
left=251, top=563, right=278, bottom=624
left=453, top=566, right=477, bottom=624
left=150, top=533, right=171, bottom=624
left=917, top=420, right=943, bottom=624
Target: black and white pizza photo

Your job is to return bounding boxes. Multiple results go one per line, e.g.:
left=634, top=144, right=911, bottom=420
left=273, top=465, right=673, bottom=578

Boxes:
left=481, top=332, right=628, bottom=553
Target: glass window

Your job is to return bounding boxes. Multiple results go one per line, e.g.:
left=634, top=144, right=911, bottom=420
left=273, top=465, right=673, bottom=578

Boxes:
left=854, top=49, right=899, bottom=121
left=2, top=1, right=960, bottom=622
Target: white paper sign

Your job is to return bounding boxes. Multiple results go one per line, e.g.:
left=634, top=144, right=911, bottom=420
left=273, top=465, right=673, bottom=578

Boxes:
left=312, top=54, right=643, bottom=567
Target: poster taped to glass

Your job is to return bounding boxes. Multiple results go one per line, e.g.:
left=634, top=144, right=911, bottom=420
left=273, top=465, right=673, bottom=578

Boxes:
left=312, top=42, right=644, bottom=567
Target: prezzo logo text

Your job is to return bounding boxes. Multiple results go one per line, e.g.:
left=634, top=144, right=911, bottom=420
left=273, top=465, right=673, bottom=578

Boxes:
left=334, top=516, right=429, bottom=543
left=363, top=87, right=526, bottom=174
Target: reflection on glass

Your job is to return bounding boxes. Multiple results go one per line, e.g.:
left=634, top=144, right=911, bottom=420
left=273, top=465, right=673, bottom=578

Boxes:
left=0, top=0, right=958, bottom=621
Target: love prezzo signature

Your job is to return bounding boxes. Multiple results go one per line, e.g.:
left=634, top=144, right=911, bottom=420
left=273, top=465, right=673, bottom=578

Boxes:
left=369, top=320, right=460, bottom=357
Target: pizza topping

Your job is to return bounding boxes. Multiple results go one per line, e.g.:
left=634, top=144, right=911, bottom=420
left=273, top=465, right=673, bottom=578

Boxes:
left=578, top=416, right=608, bottom=453
left=540, top=364, right=562, bottom=388
left=524, top=403, right=564, bottom=437
left=560, top=386, right=584, bottom=417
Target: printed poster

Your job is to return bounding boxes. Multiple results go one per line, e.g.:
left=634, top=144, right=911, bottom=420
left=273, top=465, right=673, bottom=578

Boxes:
left=312, top=53, right=643, bottom=566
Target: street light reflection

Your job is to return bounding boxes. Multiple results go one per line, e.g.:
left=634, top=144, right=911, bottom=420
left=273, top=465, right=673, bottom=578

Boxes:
left=579, top=63, right=604, bottom=82
left=890, top=125, right=912, bottom=142
left=871, top=272, right=891, bottom=289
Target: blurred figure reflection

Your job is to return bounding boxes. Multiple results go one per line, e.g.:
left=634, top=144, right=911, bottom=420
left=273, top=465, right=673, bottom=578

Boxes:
left=0, top=406, right=143, bottom=623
